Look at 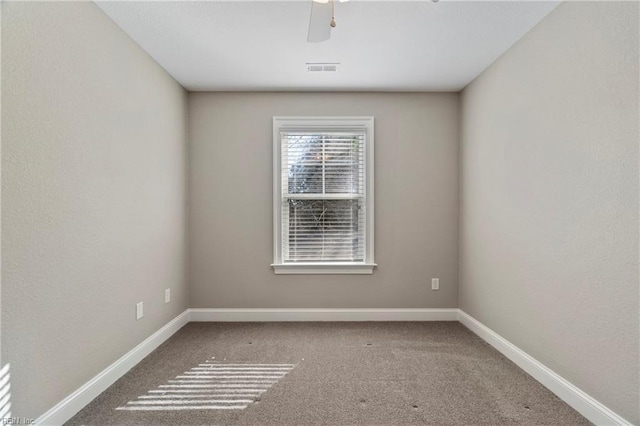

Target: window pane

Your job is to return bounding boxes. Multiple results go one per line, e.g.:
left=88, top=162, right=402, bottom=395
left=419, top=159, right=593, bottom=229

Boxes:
left=284, top=134, right=364, bottom=195
left=286, top=135, right=324, bottom=194
left=285, top=199, right=365, bottom=262
left=324, top=136, right=362, bottom=194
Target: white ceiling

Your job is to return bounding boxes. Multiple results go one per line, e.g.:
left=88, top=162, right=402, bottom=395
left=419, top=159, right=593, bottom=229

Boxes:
left=95, top=0, right=559, bottom=92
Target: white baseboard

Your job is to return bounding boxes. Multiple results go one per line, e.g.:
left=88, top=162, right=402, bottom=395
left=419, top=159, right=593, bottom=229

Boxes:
left=189, top=308, right=459, bottom=322
left=457, top=310, right=632, bottom=426
left=34, top=310, right=190, bottom=426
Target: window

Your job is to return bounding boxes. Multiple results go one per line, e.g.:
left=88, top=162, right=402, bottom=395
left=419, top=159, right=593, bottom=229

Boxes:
left=272, top=117, right=375, bottom=274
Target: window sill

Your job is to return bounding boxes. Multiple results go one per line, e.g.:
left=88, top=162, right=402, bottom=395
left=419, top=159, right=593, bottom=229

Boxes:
left=271, top=263, right=377, bottom=275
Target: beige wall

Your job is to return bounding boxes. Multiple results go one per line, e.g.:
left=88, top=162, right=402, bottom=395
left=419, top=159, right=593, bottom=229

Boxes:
left=2, top=2, right=189, bottom=419
left=189, top=92, right=459, bottom=308
left=460, top=2, right=639, bottom=423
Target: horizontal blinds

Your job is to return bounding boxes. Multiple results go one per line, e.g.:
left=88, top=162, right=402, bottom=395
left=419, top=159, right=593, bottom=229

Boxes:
left=282, top=132, right=366, bottom=262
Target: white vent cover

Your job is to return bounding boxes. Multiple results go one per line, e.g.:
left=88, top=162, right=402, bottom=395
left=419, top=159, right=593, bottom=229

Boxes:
left=307, top=63, right=339, bottom=72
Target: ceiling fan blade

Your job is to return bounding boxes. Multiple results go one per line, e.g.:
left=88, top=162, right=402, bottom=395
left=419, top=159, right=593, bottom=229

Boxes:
left=307, top=1, right=332, bottom=43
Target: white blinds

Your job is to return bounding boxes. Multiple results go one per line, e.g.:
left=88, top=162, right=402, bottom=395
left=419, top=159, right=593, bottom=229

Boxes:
left=281, top=132, right=366, bottom=262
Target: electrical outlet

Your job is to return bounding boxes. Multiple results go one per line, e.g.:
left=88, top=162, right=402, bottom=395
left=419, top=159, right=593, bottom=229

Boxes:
left=165, top=288, right=171, bottom=304
left=136, top=302, right=144, bottom=320
left=431, top=278, right=440, bottom=290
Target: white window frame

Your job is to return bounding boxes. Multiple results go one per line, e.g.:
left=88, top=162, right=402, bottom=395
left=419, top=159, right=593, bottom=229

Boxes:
left=272, top=116, right=375, bottom=275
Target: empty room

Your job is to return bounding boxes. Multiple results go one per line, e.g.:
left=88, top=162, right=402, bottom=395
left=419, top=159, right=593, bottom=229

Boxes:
left=2, top=0, right=638, bottom=425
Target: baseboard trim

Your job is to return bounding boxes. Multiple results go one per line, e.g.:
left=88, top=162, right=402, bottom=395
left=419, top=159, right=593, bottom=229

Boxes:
left=34, top=310, right=190, bottom=426
left=189, top=308, right=459, bottom=322
left=457, top=310, right=632, bottom=426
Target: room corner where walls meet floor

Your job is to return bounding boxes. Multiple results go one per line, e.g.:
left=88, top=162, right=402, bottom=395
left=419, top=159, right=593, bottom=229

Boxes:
left=35, top=309, right=632, bottom=426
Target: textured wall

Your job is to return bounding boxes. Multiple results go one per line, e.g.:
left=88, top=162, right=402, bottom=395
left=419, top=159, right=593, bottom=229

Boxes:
left=189, top=92, right=459, bottom=308
left=2, top=2, right=189, bottom=419
left=460, top=2, right=639, bottom=423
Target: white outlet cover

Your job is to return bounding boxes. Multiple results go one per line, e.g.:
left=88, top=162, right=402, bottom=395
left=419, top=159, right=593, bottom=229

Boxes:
left=431, top=278, right=440, bottom=290
left=136, top=302, right=144, bottom=320
left=165, top=288, right=171, bottom=304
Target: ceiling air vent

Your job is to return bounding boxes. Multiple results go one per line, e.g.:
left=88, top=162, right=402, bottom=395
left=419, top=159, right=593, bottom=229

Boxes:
left=307, top=62, right=340, bottom=73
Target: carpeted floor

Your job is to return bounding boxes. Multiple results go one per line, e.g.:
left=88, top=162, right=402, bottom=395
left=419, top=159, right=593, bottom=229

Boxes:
left=67, top=322, right=591, bottom=425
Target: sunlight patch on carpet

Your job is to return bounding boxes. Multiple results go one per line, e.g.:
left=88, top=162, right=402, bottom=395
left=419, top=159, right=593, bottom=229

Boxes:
left=116, top=359, right=296, bottom=411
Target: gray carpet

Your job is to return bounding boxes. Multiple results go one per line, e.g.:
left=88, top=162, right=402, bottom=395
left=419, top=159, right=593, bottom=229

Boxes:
left=67, top=322, right=591, bottom=425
